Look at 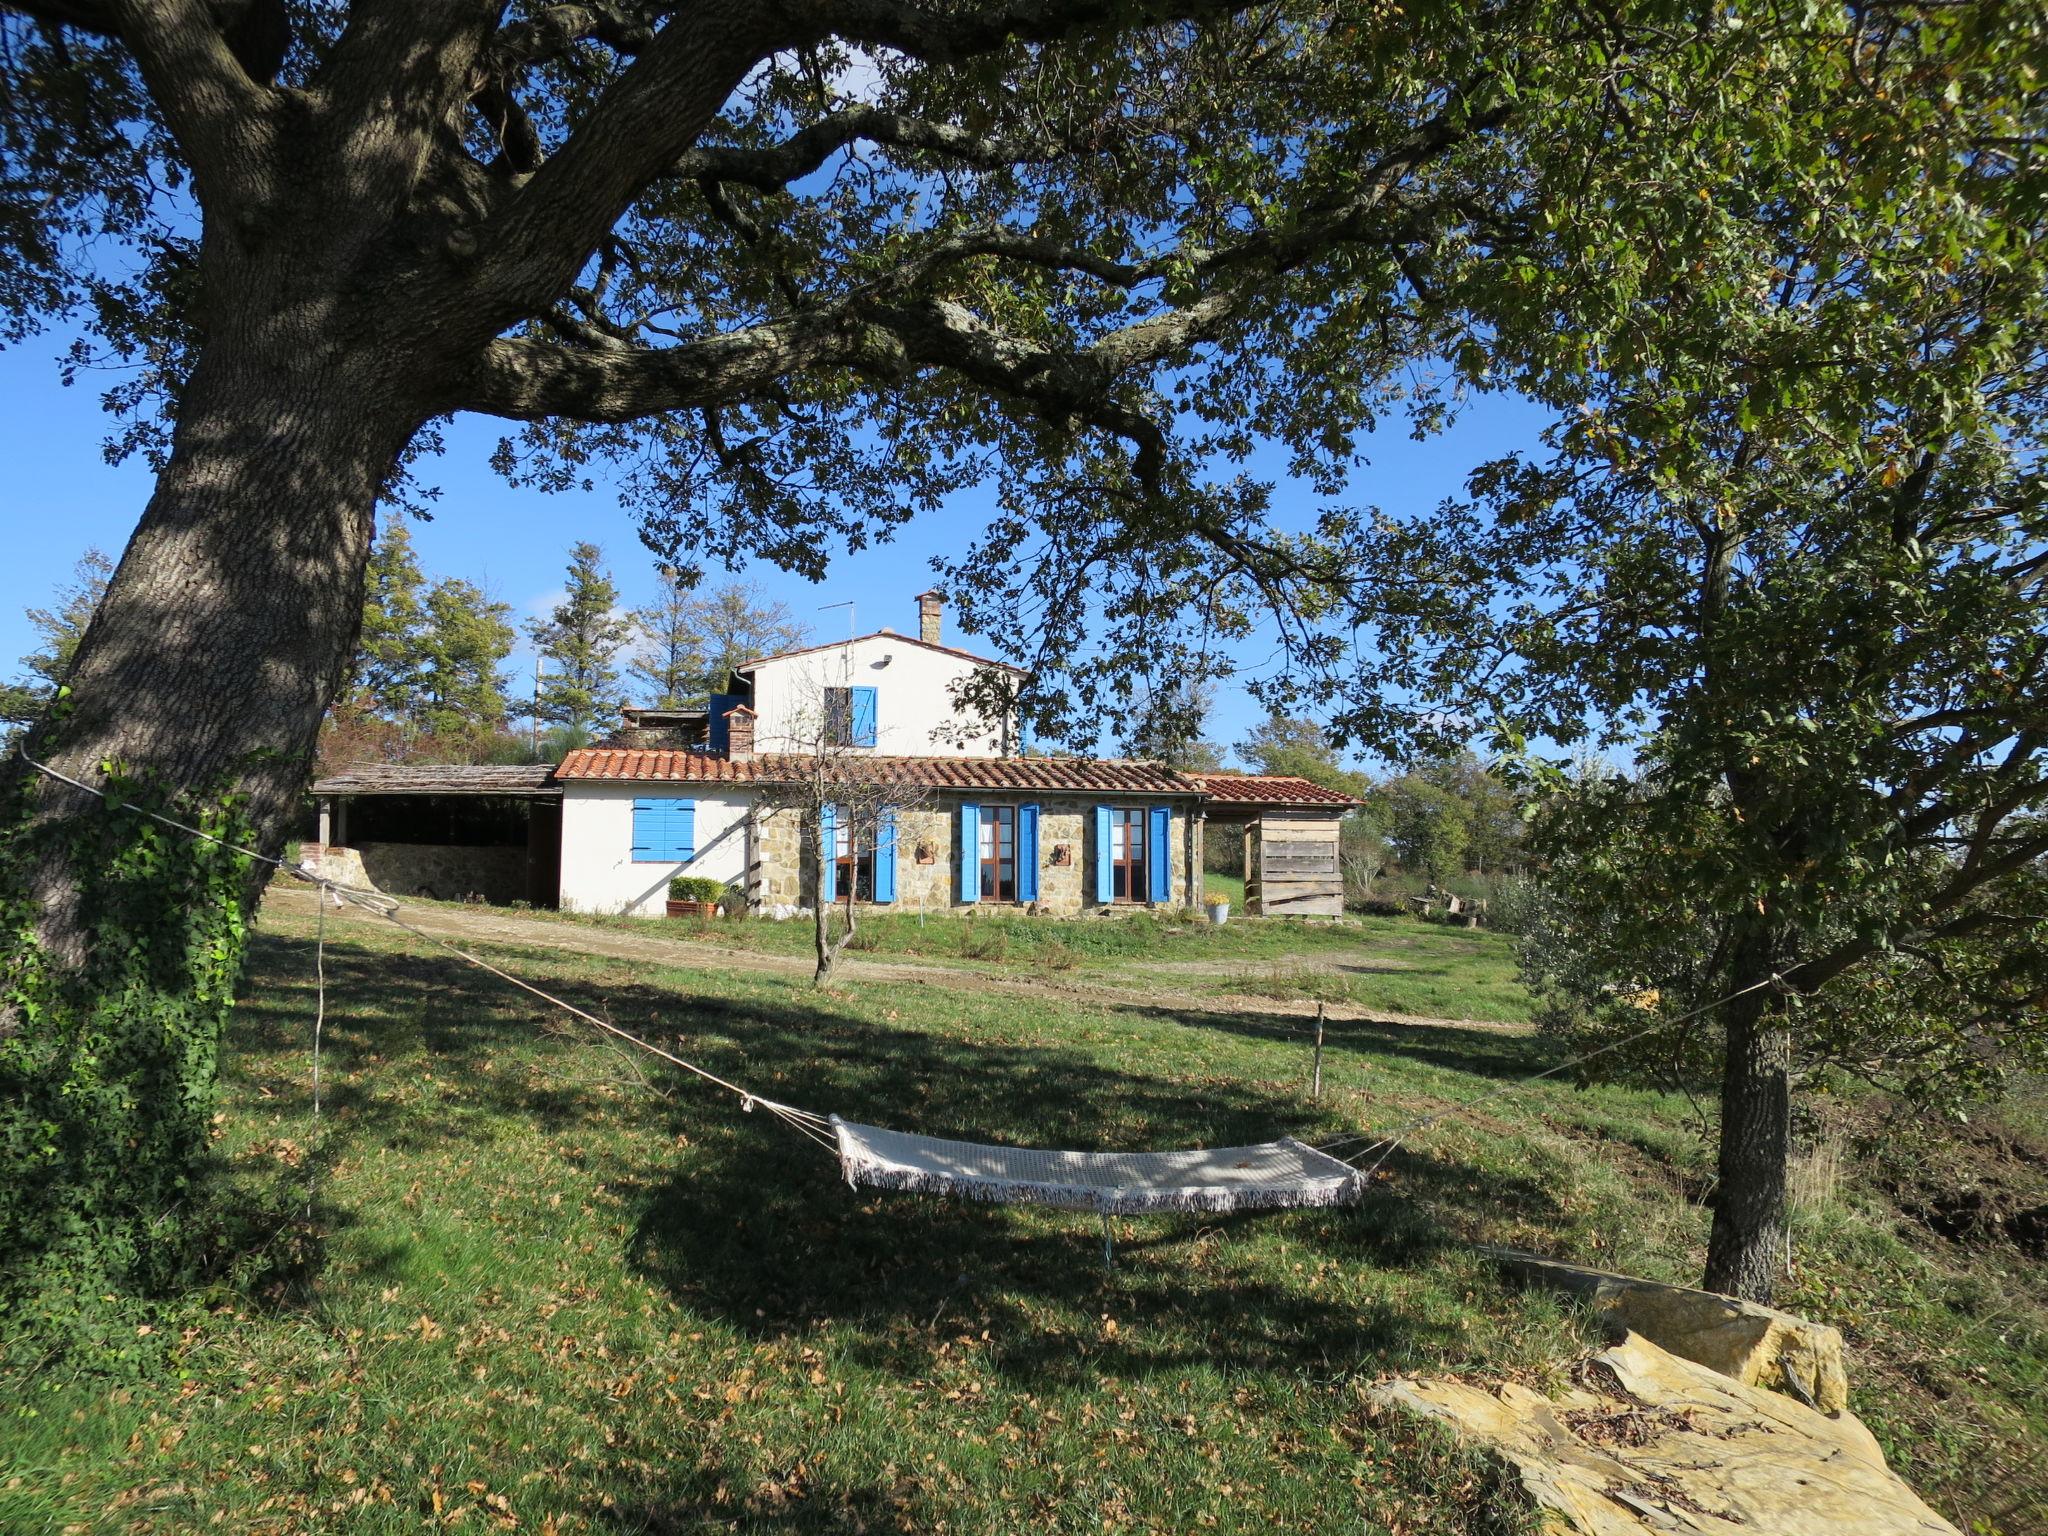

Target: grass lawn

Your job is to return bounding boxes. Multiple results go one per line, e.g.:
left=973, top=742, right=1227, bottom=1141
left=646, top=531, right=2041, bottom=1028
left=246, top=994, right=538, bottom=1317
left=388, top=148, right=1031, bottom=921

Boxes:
left=1203, top=871, right=1246, bottom=907
left=3, top=904, right=2043, bottom=1534
left=407, top=895, right=1536, bottom=1025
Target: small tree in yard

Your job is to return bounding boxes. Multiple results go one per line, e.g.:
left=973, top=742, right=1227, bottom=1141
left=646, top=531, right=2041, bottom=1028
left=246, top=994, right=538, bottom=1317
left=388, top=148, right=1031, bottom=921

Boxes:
left=1318, top=14, right=2048, bottom=1299
left=1372, top=775, right=1470, bottom=887
left=764, top=677, right=925, bottom=986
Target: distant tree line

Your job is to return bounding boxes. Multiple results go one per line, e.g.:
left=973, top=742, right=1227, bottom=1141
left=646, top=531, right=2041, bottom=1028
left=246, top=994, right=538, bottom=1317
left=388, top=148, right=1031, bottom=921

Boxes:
left=336, top=530, right=807, bottom=765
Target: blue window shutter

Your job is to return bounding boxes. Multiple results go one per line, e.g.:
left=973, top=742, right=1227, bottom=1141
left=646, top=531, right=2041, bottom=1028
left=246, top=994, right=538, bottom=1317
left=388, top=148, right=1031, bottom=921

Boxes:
left=1016, top=804, right=1040, bottom=903
left=851, top=686, right=878, bottom=748
left=633, top=797, right=694, bottom=862
left=1149, top=806, right=1172, bottom=903
left=874, top=807, right=897, bottom=903
left=1094, top=806, right=1114, bottom=903
left=959, top=803, right=980, bottom=902
left=819, top=804, right=837, bottom=903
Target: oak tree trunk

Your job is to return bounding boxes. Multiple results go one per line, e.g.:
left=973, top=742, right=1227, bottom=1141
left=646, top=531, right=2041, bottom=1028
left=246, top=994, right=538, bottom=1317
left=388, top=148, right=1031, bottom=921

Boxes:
left=1, top=323, right=418, bottom=1313
left=1702, top=940, right=1792, bottom=1302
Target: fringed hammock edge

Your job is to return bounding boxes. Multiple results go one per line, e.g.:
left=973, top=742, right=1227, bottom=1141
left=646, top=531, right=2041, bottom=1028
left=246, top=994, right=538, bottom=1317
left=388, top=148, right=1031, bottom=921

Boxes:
left=831, top=1117, right=1365, bottom=1217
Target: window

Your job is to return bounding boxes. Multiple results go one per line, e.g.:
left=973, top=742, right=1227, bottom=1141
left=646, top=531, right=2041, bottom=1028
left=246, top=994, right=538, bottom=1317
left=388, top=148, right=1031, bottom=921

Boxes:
left=823, top=685, right=878, bottom=747
left=832, top=805, right=876, bottom=901
left=979, top=804, right=1017, bottom=902
left=1109, top=807, right=1148, bottom=902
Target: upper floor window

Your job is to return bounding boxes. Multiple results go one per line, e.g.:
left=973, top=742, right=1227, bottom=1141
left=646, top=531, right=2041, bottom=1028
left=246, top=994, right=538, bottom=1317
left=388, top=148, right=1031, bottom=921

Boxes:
left=823, top=685, right=879, bottom=748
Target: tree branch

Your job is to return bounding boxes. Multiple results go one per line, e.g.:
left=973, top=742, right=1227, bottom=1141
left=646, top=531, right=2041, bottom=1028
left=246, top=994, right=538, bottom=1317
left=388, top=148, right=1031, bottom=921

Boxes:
left=102, top=0, right=278, bottom=204
left=675, top=107, right=1078, bottom=191
left=812, top=0, right=1254, bottom=63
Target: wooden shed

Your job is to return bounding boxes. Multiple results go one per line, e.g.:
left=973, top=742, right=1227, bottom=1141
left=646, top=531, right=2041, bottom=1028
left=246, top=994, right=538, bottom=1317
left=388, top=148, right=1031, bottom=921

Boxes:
left=1190, top=775, right=1364, bottom=918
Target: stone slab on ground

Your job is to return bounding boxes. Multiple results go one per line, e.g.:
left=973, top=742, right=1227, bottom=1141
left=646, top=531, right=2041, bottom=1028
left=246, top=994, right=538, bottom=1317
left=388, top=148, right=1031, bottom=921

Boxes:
left=1373, top=1332, right=1957, bottom=1536
left=1478, top=1246, right=1849, bottom=1414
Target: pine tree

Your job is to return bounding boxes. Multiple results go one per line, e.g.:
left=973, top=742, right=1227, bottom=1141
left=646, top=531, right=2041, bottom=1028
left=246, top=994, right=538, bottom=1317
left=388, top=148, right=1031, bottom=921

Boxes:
left=417, top=579, right=515, bottom=742
left=0, top=548, right=113, bottom=741
left=529, top=544, right=632, bottom=735
left=1125, top=677, right=1225, bottom=770
left=628, top=574, right=806, bottom=707
left=627, top=566, right=706, bottom=709
left=354, top=519, right=429, bottom=720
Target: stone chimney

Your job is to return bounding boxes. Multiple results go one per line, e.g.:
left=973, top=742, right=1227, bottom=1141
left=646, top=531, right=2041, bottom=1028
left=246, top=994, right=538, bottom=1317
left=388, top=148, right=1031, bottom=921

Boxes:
left=726, top=705, right=756, bottom=761
left=917, top=590, right=944, bottom=646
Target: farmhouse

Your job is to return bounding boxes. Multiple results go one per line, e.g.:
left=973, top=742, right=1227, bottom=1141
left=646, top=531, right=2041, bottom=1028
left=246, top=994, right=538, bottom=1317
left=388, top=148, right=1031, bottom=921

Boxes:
left=311, top=593, right=1360, bottom=918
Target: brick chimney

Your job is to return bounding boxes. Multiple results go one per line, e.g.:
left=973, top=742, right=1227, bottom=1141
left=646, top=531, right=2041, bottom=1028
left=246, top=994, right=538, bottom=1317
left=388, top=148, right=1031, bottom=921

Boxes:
left=916, top=590, right=943, bottom=646
left=726, top=705, right=756, bottom=761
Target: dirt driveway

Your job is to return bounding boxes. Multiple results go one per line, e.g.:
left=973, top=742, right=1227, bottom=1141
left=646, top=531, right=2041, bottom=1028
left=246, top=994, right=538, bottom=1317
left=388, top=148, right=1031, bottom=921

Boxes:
left=261, top=884, right=1524, bottom=1037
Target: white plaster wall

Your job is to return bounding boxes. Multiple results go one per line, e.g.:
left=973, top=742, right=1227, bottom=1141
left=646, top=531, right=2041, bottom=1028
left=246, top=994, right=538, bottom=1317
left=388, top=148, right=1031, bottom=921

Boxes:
left=558, top=784, right=754, bottom=917
left=749, top=637, right=1013, bottom=758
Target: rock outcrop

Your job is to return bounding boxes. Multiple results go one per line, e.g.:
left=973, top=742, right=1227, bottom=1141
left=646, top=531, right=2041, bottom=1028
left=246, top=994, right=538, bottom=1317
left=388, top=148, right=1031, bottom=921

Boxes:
left=1374, top=1332, right=1958, bottom=1536
left=1478, top=1247, right=1849, bottom=1414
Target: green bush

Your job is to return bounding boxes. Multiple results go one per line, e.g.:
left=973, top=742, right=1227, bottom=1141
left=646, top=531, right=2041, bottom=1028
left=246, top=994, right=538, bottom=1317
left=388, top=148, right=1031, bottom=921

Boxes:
left=667, top=876, right=725, bottom=904
left=959, top=921, right=1010, bottom=962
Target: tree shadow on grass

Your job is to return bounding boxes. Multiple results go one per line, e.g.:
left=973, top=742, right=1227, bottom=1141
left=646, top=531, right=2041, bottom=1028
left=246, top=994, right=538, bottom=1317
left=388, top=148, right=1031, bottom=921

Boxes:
left=224, top=929, right=1574, bottom=1386
left=1117, top=1000, right=1551, bottom=1080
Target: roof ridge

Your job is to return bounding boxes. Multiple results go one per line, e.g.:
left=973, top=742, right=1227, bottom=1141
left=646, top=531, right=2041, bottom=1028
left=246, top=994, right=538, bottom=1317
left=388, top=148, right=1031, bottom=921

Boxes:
left=736, top=630, right=1027, bottom=675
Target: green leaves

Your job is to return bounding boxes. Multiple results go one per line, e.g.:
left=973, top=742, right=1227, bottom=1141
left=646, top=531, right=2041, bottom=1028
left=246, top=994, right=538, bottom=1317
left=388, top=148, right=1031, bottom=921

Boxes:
left=0, top=765, right=253, bottom=1365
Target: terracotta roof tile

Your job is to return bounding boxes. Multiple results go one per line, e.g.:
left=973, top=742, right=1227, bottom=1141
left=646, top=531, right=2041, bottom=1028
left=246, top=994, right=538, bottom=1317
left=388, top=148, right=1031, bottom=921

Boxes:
left=556, top=749, right=1200, bottom=796
left=1188, top=774, right=1364, bottom=809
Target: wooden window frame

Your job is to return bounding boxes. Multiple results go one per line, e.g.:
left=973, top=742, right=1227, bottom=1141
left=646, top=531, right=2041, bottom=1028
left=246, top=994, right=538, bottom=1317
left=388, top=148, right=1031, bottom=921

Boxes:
left=832, top=806, right=876, bottom=901
left=979, top=804, right=1018, bottom=903
left=1109, top=806, right=1148, bottom=903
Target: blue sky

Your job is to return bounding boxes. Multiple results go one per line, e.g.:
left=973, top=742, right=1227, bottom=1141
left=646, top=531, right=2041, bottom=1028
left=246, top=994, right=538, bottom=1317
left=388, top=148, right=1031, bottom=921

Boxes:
left=0, top=319, right=1553, bottom=769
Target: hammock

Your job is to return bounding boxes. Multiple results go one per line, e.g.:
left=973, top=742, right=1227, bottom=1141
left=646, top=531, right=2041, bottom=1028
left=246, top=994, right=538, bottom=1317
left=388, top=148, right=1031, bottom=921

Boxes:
left=831, top=1117, right=1365, bottom=1216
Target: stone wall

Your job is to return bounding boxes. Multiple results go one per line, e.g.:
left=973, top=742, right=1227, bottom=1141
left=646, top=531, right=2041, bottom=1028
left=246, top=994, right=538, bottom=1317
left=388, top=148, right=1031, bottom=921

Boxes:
left=356, top=841, right=529, bottom=904
left=778, top=795, right=1193, bottom=917
left=754, top=806, right=804, bottom=907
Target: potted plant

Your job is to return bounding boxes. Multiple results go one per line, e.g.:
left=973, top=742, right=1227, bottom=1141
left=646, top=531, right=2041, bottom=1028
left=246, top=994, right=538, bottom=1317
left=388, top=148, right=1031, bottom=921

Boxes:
left=1204, top=892, right=1231, bottom=926
left=666, top=875, right=727, bottom=918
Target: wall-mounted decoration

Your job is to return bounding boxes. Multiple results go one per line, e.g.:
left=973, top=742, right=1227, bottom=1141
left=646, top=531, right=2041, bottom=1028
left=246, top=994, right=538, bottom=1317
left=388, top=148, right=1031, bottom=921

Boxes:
left=915, top=839, right=938, bottom=865
left=1050, top=843, right=1072, bottom=866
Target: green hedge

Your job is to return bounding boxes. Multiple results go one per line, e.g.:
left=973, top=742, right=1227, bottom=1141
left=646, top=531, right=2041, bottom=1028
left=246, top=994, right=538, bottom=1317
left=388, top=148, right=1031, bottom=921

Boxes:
left=667, top=875, right=726, bottom=903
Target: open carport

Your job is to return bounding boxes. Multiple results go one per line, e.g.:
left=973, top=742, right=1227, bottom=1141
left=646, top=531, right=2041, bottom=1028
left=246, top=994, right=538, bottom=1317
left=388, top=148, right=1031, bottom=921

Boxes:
left=306, top=762, right=561, bottom=906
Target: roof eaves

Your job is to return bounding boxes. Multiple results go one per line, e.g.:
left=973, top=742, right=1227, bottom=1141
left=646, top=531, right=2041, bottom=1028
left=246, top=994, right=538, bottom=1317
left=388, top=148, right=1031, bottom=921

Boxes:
left=736, top=631, right=1028, bottom=676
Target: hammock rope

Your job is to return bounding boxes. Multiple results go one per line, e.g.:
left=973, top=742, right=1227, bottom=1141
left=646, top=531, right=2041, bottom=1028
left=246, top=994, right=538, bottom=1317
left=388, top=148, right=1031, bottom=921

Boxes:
left=16, top=750, right=1798, bottom=1221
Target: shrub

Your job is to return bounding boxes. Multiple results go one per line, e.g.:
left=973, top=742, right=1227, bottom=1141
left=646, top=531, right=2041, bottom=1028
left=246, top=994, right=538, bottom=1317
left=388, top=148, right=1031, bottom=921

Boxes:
left=959, top=922, right=1010, bottom=962
left=1039, top=938, right=1077, bottom=971
left=667, top=875, right=725, bottom=904
left=1484, top=874, right=1544, bottom=937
